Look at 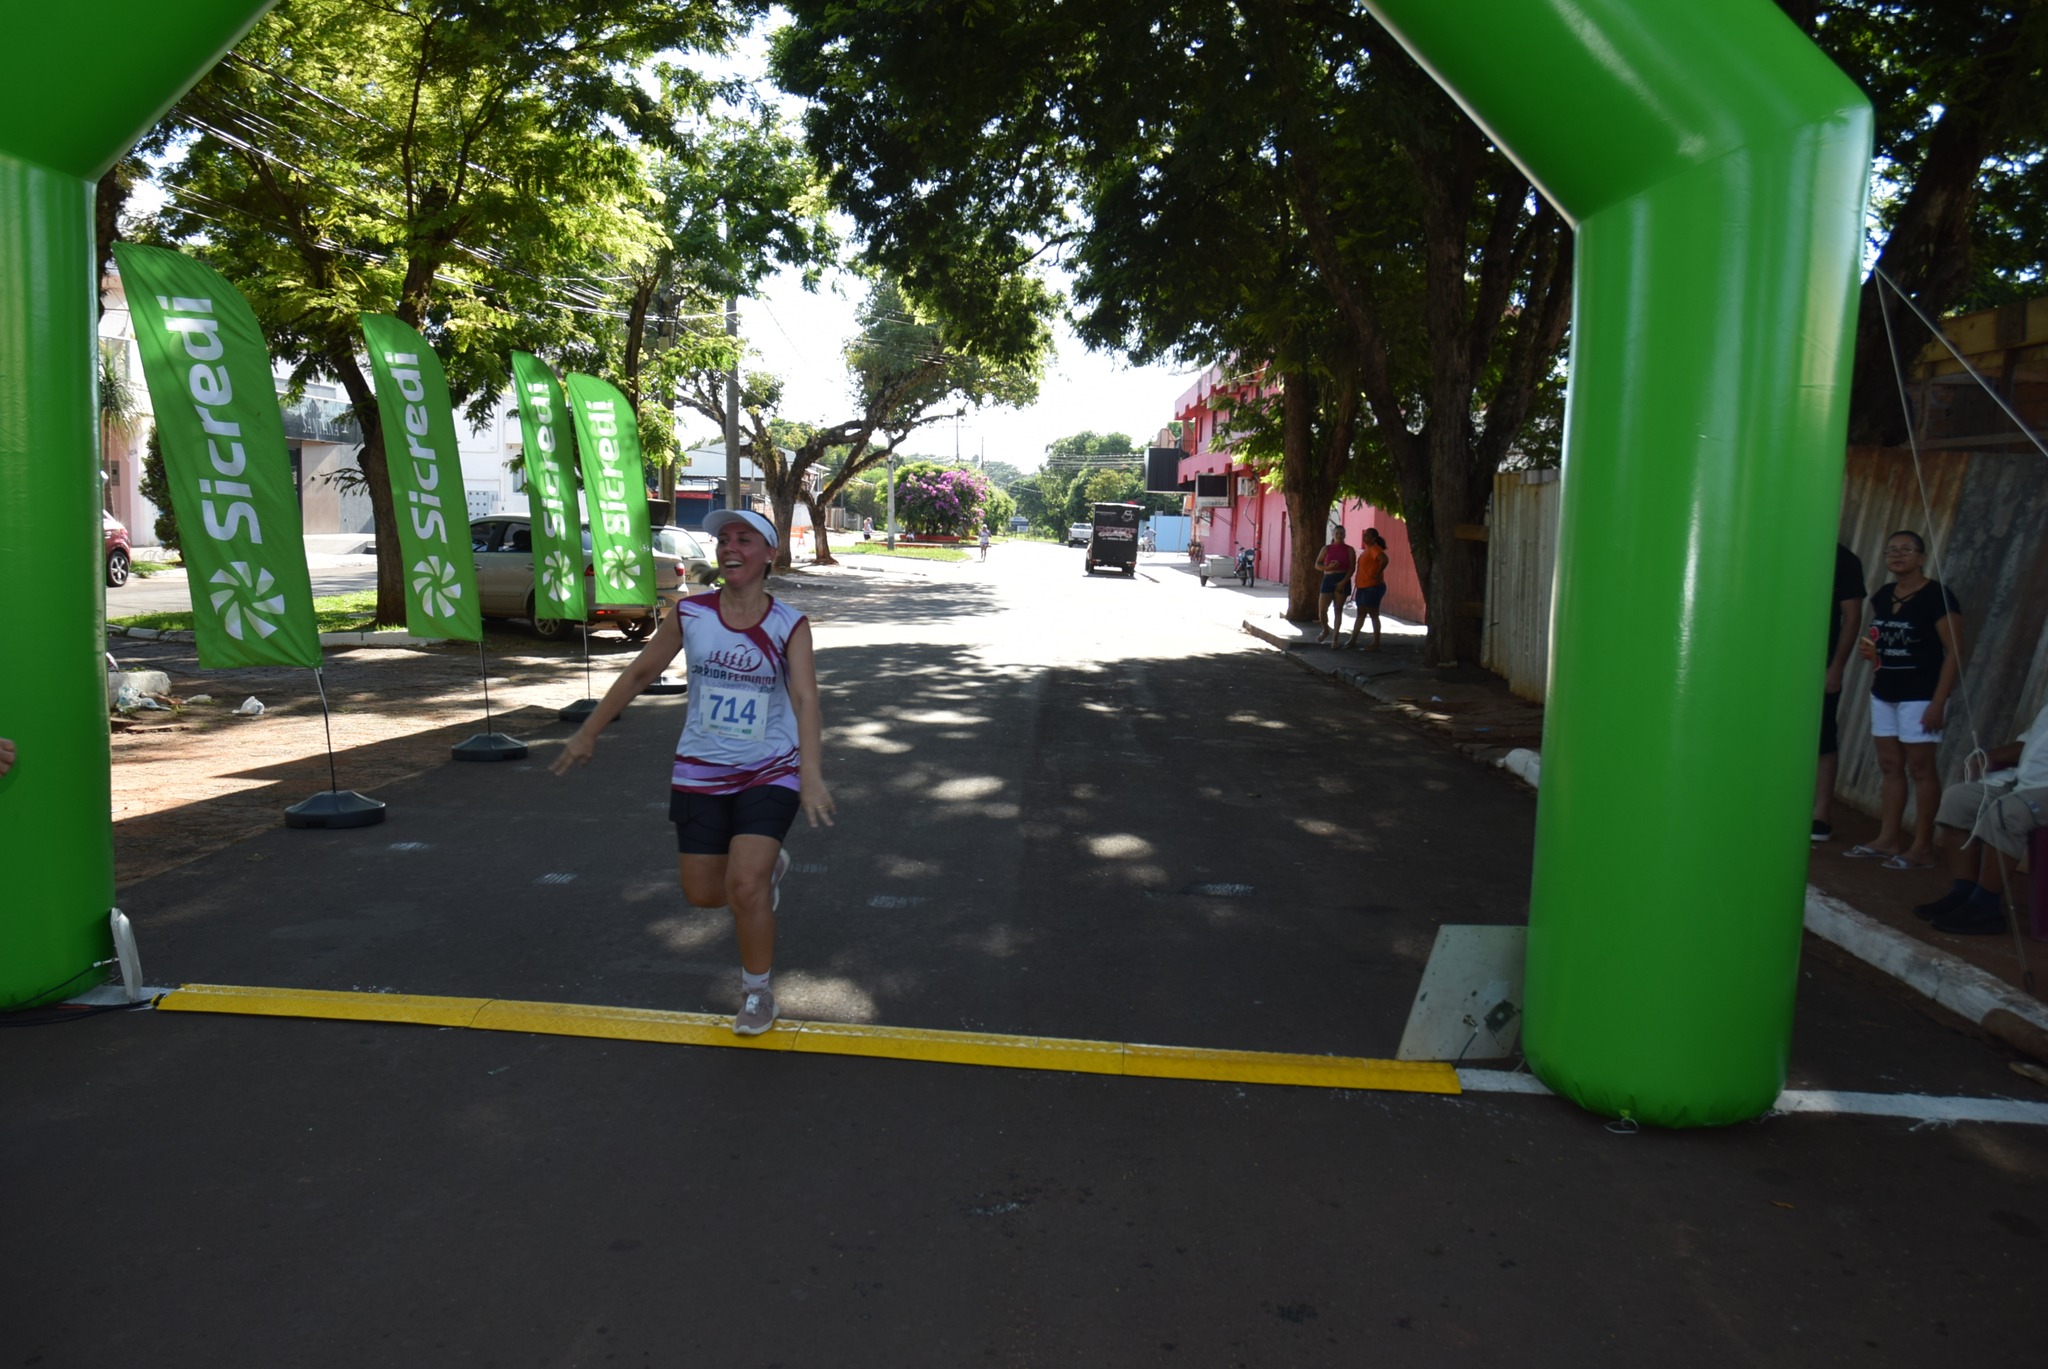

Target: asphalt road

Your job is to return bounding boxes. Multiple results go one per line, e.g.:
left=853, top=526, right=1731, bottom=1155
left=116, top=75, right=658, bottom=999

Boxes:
left=10, top=541, right=2046, bottom=1365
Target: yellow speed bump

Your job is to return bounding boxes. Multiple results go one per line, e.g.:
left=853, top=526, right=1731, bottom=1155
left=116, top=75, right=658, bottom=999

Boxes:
left=158, top=982, right=484, bottom=1028
left=156, top=984, right=1460, bottom=1095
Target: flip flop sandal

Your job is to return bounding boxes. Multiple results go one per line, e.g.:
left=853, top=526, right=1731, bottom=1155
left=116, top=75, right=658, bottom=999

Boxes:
left=1882, top=855, right=1934, bottom=870
left=1843, top=844, right=1891, bottom=859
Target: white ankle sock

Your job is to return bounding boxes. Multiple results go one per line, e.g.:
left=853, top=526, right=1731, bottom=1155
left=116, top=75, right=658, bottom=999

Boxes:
left=741, top=968, right=771, bottom=992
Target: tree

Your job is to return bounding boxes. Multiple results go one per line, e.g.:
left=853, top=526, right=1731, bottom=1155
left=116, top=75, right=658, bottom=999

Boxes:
left=137, top=427, right=180, bottom=553
left=1774, top=1, right=2048, bottom=443
left=774, top=0, right=1572, bottom=660
left=671, top=276, right=1045, bottom=565
left=144, top=0, right=745, bottom=623
left=598, top=106, right=837, bottom=504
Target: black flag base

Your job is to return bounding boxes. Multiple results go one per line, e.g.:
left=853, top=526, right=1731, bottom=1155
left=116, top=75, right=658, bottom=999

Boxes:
left=645, top=673, right=688, bottom=696
left=285, top=789, right=388, bottom=829
left=452, top=732, right=529, bottom=761
left=558, top=698, right=598, bottom=723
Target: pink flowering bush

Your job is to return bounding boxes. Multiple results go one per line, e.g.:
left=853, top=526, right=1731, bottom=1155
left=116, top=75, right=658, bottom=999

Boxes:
left=896, top=466, right=994, bottom=535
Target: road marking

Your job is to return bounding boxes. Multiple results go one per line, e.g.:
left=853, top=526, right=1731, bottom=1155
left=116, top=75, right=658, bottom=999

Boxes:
left=1457, top=1068, right=2048, bottom=1126
left=154, top=983, right=1461, bottom=1094
left=535, top=873, right=578, bottom=885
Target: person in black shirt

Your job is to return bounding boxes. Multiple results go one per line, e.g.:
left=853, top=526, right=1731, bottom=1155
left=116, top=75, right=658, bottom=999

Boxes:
left=1847, top=530, right=1962, bottom=869
left=1813, top=542, right=1865, bottom=842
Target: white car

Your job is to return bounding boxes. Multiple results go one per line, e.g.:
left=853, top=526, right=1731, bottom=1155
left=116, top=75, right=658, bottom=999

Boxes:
left=1067, top=522, right=1092, bottom=547
left=469, top=514, right=681, bottom=640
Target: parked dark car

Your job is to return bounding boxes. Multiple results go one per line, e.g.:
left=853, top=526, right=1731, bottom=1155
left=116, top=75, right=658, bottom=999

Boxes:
left=1083, top=502, right=1141, bottom=577
left=104, top=512, right=132, bottom=588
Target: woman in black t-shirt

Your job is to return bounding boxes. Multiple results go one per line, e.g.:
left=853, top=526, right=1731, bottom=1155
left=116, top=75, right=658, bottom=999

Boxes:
left=1849, top=530, right=1962, bottom=869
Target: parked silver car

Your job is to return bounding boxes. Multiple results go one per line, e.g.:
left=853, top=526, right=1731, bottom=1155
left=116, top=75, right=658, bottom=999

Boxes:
left=469, top=514, right=682, bottom=640
left=652, top=524, right=720, bottom=586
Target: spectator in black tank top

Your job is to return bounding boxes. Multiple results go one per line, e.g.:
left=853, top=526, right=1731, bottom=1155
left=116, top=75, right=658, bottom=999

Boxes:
left=1846, top=530, right=1962, bottom=870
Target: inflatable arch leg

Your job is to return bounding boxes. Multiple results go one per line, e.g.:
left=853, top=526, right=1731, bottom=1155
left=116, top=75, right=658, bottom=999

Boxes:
left=0, top=6, right=274, bottom=1009
left=1367, top=0, right=1873, bottom=1124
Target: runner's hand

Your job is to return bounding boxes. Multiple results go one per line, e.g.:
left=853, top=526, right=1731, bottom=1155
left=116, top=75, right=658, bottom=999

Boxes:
left=801, top=778, right=836, bottom=828
left=550, top=731, right=596, bottom=776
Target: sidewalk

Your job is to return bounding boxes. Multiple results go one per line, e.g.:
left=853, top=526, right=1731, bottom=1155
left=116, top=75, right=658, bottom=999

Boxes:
left=1240, top=611, right=2048, bottom=1052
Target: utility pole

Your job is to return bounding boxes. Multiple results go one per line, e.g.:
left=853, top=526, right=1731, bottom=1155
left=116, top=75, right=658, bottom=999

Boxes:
left=722, top=294, right=742, bottom=510
left=885, top=449, right=898, bottom=550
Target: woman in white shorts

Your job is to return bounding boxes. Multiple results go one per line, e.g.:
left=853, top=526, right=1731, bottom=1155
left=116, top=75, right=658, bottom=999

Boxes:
left=1849, top=530, right=1961, bottom=869
left=552, top=509, right=835, bottom=1036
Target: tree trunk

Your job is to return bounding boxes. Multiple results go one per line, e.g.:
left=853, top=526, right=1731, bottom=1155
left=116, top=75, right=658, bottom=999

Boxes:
left=1279, top=373, right=1324, bottom=620
left=335, top=361, right=405, bottom=626
left=1426, top=424, right=1486, bottom=666
left=802, top=490, right=835, bottom=566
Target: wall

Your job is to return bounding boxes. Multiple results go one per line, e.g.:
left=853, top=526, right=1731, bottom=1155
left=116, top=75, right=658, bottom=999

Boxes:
left=1480, top=448, right=2048, bottom=818
left=1834, top=444, right=2048, bottom=817
left=1481, top=468, right=1560, bottom=700
left=1172, top=360, right=1426, bottom=622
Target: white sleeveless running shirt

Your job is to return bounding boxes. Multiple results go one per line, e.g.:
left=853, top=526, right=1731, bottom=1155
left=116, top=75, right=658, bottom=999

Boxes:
left=670, top=590, right=805, bottom=794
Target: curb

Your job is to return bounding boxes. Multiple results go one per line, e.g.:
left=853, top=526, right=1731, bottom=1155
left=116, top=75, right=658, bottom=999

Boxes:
left=1803, top=885, right=2048, bottom=1036
left=1243, top=613, right=2048, bottom=1047
left=110, top=624, right=447, bottom=648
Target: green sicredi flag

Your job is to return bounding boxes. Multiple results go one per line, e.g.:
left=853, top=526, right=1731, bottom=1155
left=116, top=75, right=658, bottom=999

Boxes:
left=360, top=315, right=482, bottom=641
left=509, top=352, right=586, bottom=624
left=113, top=244, right=320, bottom=669
left=563, top=374, right=656, bottom=608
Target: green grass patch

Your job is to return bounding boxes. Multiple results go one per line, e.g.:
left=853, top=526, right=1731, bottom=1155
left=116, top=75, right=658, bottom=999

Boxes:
left=830, top=542, right=969, bottom=563
left=112, top=589, right=390, bottom=635
left=129, top=559, right=175, bottom=577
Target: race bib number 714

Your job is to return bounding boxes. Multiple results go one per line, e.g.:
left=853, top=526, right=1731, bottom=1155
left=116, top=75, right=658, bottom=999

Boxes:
left=701, top=686, right=768, bottom=743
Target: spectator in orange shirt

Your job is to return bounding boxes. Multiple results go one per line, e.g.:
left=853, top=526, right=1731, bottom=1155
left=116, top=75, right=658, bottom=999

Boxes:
left=1343, top=528, right=1390, bottom=650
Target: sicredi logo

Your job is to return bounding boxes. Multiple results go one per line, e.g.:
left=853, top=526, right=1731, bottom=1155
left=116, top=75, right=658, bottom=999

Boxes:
left=156, top=295, right=262, bottom=547
left=525, top=380, right=570, bottom=541
left=582, top=398, right=634, bottom=537
left=383, top=351, right=449, bottom=546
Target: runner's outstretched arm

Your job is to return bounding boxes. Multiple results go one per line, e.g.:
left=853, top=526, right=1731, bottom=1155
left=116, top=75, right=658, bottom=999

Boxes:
left=784, top=619, right=835, bottom=827
left=550, top=612, right=684, bottom=775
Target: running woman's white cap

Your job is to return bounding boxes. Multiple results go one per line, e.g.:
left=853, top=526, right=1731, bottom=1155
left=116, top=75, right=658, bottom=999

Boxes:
left=702, top=508, right=778, bottom=549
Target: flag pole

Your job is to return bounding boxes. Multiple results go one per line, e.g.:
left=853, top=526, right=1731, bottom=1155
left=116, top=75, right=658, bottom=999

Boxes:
left=453, top=633, right=527, bottom=761
left=284, top=665, right=386, bottom=827
left=559, top=620, right=598, bottom=722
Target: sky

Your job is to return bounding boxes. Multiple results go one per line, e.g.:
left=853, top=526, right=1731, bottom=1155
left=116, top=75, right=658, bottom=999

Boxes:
left=726, top=266, right=1199, bottom=475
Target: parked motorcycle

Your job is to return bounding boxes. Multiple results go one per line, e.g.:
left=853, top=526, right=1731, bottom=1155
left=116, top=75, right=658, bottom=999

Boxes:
left=1233, top=546, right=1255, bottom=587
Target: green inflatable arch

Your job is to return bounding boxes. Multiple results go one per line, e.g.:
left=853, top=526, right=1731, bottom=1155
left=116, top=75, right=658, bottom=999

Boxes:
left=1367, top=0, right=1872, bottom=1125
left=3, top=1, right=1871, bottom=1127
left=0, top=4, right=275, bottom=1008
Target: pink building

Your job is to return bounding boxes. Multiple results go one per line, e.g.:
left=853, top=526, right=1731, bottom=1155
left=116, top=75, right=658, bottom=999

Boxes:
left=1171, top=363, right=1426, bottom=623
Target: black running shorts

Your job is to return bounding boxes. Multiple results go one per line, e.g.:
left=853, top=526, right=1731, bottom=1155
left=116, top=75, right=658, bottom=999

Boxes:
left=671, top=786, right=800, bottom=854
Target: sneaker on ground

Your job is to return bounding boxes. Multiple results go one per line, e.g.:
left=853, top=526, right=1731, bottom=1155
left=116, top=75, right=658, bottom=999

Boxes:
left=771, top=848, right=790, bottom=912
left=1931, top=900, right=2007, bottom=936
left=1811, top=820, right=1832, bottom=842
left=734, top=986, right=778, bottom=1036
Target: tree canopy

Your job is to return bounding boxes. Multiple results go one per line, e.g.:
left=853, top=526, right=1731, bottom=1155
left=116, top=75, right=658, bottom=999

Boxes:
left=137, top=0, right=751, bottom=621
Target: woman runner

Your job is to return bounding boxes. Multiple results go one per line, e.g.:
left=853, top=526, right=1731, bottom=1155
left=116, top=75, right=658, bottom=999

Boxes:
left=551, top=508, right=835, bottom=1035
